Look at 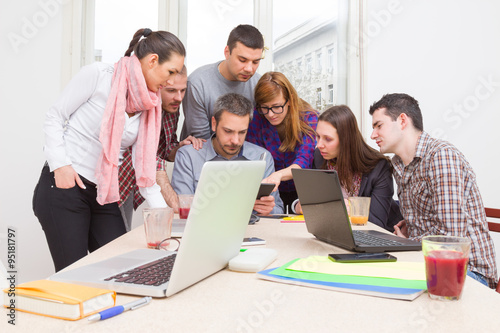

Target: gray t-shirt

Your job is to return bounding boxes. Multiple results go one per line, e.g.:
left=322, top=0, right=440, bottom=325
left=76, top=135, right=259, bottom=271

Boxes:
left=180, top=61, right=261, bottom=140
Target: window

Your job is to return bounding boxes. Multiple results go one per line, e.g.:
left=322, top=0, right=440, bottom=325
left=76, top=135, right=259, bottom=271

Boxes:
left=296, top=58, right=302, bottom=73
left=305, top=54, right=312, bottom=73
left=316, top=51, right=322, bottom=73
left=272, top=0, right=339, bottom=108
left=185, top=0, right=253, bottom=71
left=316, top=87, right=322, bottom=108
left=94, top=0, right=159, bottom=64
left=327, top=45, right=334, bottom=71
left=328, top=84, right=334, bottom=103
left=72, top=0, right=354, bottom=111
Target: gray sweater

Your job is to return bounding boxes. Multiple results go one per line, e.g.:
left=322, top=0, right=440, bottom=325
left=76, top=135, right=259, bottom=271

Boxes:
left=180, top=61, right=261, bottom=140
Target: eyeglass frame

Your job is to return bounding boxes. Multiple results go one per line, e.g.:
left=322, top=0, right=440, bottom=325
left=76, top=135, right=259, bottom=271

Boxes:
left=154, top=237, right=181, bottom=251
left=256, top=99, right=288, bottom=115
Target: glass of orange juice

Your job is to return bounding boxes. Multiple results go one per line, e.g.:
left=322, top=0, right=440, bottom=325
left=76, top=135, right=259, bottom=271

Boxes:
left=348, top=197, right=371, bottom=226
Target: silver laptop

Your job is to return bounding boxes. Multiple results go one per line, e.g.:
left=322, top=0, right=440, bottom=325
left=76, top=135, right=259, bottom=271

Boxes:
left=171, top=219, right=187, bottom=237
left=50, top=160, right=266, bottom=297
left=292, top=169, right=421, bottom=252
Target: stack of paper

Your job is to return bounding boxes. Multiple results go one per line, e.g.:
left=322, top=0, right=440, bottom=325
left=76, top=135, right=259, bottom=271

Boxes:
left=257, top=256, right=427, bottom=300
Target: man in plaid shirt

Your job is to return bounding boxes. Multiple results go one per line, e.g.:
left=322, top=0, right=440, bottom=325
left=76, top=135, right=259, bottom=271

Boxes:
left=119, top=67, right=204, bottom=230
left=369, top=93, right=497, bottom=288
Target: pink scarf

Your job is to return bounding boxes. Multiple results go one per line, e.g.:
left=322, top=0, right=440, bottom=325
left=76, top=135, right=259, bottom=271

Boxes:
left=95, top=55, right=162, bottom=205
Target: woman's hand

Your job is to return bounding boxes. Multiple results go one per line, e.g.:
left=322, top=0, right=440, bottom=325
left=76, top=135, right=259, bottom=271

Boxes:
left=262, top=172, right=283, bottom=192
left=295, top=201, right=303, bottom=214
left=54, top=165, right=85, bottom=189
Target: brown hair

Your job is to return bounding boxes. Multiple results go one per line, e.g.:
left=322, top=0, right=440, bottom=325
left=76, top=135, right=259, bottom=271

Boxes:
left=227, top=24, right=264, bottom=52
left=254, top=72, right=317, bottom=152
left=124, top=28, right=186, bottom=63
left=319, top=105, right=389, bottom=193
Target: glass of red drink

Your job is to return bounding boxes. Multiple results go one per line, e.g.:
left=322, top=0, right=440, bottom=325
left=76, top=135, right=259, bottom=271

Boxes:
left=178, top=194, right=194, bottom=219
left=422, top=235, right=471, bottom=301
left=143, top=207, right=174, bottom=249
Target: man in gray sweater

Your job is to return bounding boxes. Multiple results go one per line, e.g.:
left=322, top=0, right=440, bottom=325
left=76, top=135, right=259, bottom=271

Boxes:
left=180, top=24, right=264, bottom=140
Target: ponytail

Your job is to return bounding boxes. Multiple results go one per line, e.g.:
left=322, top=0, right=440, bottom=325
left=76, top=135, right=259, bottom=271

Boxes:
left=124, top=28, right=185, bottom=63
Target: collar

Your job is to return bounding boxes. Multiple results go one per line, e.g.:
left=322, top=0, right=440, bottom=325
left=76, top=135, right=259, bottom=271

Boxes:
left=392, top=131, right=428, bottom=171
left=413, top=131, right=430, bottom=159
left=208, top=134, right=247, bottom=161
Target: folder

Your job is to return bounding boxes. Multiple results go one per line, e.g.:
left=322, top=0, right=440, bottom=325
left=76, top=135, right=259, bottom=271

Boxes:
left=257, top=258, right=426, bottom=301
left=3, top=279, right=116, bottom=320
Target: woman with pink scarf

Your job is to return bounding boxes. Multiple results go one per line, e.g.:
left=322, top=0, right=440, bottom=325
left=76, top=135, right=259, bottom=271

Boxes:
left=33, top=28, right=185, bottom=271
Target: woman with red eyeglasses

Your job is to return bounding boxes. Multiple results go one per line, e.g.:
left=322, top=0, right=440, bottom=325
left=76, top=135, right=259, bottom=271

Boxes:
left=246, top=72, right=318, bottom=213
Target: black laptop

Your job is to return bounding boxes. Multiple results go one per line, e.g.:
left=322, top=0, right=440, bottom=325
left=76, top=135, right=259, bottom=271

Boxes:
left=292, top=169, right=421, bottom=252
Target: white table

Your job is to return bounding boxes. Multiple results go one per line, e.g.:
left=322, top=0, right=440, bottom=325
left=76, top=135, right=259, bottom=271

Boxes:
left=3, top=218, right=500, bottom=332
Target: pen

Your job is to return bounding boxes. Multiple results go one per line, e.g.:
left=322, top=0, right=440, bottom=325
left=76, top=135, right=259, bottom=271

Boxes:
left=88, top=296, right=152, bottom=321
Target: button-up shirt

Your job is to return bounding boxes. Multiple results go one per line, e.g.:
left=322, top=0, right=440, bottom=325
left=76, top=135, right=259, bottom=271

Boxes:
left=171, top=135, right=284, bottom=214
left=119, top=111, right=180, bottom=209
left=393, top=131, right=497, bottom=288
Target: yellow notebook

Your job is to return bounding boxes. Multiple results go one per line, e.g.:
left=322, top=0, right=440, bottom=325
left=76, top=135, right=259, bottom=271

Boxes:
left=3, top=279, right=116, bottom=321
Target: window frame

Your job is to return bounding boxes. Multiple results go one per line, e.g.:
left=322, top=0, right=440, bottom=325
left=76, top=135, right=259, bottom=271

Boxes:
left=62, top=0, right=364, bottom=123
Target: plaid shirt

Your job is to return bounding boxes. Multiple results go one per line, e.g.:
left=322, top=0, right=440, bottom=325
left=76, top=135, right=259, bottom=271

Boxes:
left=119, top=111, right=180, bottom=209
left=393, top=131, right=497, bottom=288
left=246, top=109, right=318, bottom=193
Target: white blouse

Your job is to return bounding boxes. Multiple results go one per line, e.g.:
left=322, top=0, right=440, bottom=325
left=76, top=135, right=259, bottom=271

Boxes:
left=43, top=62, right=165, bottom=208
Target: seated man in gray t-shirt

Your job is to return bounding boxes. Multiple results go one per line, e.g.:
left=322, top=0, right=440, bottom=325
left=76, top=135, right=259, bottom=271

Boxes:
left=173, top=93, right=284, bottom=215
left=180, top=24, right=264, bottom=140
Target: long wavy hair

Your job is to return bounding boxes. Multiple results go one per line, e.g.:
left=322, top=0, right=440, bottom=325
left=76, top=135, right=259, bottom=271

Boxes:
left=254, top=72, right=317, bottom=152
left=319, top=105, right=389, bottom=193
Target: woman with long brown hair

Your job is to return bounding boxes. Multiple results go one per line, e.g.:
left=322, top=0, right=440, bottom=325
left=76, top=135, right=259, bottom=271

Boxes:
left=295, top=105, right=403, bottom=231
left=246, top=72, right=318, bottom=212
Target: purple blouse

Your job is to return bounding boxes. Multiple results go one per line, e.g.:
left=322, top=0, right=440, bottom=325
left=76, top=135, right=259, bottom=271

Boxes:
left=246, top=109, right=318, bottom=192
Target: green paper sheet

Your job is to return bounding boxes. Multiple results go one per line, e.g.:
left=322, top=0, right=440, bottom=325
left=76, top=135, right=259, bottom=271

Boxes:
left=269, top=258, right=427, bottom=290
left=288, top=256, right=426, bottom=280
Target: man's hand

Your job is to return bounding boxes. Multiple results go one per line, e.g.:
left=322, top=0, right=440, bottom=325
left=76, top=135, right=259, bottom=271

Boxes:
left=179, top=135, right=206, bottom=150
left=253, top=195, right=275, bottom=216
left=54, top=165, right=85, bottom=189
left=168, top=136, right=206, bottom=161
left=156, top=170, right=179, bottom=213
left=393, top=220, right=408, bottom=238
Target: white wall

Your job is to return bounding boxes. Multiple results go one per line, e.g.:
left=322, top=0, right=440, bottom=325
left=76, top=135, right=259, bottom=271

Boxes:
left=364, top=0, right=500, bottom=270
left=0, top=0, right=65, bottom=282
left=364, top=0, right=500, bottom=206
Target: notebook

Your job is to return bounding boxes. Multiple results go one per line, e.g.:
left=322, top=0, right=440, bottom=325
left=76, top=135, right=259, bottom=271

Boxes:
left=50, top=160, right=266, bottom=297
left=292, top=169, right=421, bottom=252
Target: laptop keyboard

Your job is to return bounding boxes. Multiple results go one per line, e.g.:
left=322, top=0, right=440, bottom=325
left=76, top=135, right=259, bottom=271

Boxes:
left=104, top=253, right=177, bottom=286
left=352, top=230, right=405, bottom=247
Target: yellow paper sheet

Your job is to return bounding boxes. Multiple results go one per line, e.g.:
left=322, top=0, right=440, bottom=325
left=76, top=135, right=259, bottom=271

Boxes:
left=282, top=215, right=305, bottom=221
left=287, top=256, right=426, bottom=281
